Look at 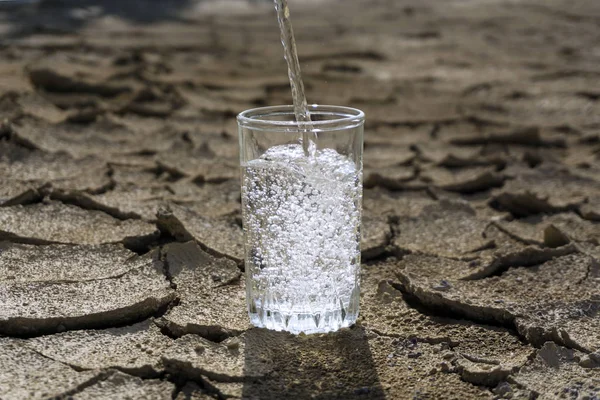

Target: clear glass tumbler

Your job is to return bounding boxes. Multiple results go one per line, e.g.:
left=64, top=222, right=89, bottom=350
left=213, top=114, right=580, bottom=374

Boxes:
left=238, top=105, right=364, bottom=334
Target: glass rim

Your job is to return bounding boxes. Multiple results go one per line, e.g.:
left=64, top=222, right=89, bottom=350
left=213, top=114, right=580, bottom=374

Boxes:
left=237, top=105, right=365, bottom=132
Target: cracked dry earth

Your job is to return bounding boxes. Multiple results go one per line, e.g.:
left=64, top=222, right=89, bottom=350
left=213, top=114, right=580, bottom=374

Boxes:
left=0, top=0, right=599, bottom=398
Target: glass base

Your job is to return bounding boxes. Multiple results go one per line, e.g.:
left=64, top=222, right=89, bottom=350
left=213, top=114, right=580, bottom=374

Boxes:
left=247, top=286, right=360, bottom=335
left=249, top=308, right=358, bottom=335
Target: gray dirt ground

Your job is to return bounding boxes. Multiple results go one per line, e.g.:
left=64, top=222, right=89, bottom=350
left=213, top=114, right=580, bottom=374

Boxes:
left=0, top=0, right=599, bottom=398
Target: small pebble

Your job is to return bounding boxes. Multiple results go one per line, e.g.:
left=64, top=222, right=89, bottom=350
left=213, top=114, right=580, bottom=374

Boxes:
left=439, top=362, right=451, bottom=373
left=432, top=280, right=451, bottom=291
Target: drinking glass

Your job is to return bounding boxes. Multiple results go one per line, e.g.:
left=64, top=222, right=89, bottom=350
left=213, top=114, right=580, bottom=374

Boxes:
left=238, top=105, right=364, bottom=334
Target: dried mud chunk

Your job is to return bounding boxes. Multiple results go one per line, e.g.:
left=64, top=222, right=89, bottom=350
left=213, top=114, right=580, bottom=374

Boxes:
left=168, top=179, right=240, bottom=218
left=544, top=214, right=599, bottom=245
left=214, top=86, right=266, bottom=105
left=359, top=261, right=533, bottom=382
left=31, top=90, right=107, bottom=112
left=299, top=43, right=385, bottom=61
left=191, top=70, right=289, bottom=91
left=579, top=243, right=600, bottom=263
left=363, top=188, right=436, bottom=218
left=581, top=197, right=600, bottom=222
left=120, top=96, right=179, bottom=118
left=0, top=250, right=175, bottom=336
left=358, top=261, right=533, bottom=389
left=461, top=242, right=577, bottom=281
left=71, top=371, right=175, bottom=400
left=177, top=87, right=249, bottom=115
left=162, top=333, right=274, bottom=382
left=0, top=242, right=144, bottom=283
left=366, top=125, right=433, bottom=147
left=463, top=93, right=600, bottom=127
left=452, top=337, right=533, bottom=387
left=0, top=141, right=111, bottom=194
left=427, top=147, right=505, bottom=168
left=0, top=338, right=104, bottom=400
left=396, top=253, right=599, bottom=351
left=399, top=253, right=592, bottom=308
left=359, top=262, right=437, bottom=338
left=0, top=202, right=159, bottom=246
left=28, top=57, right=133, bottom=96
left=159, top=242, right=248, bottom=339
left=434, top=215, right=578, bottom=280
left=398, top=254, right=483, bottom=284
left=445, top=126, right=566, bottom=148
left=492, top=381, right=535, bottom=399
left=363, top=145, right=414, bottom=169
left=392, top=200, right=491, bottom=259
left=420, top=166, right=504, bottom=193
left=0, top=92, right=34, bottom=122
left=163, top=242, right=241, bottom=287
left=53, top=186, right=172, bottom=221
left=26, top=320, right=173, bottom=378
left=206, top=136, right=240, bottom=161
left=45, top=160, right=111, bottom=194
left=563, top=143, right=600, bottom=170
left=495, top=212, right=600, bottom=246
left=515, top=301, right=600, bottom=354
left=492, top=164, right=600, bottom=216
left=454, top=358, right=516, bottom=388
left=110, top=164, right=167, bottom=187
left=49, top=163, right=177, bottom=222
left=157, top=204, right=244, bottom=262
left=13, top=92, right=67, bottom=123
left=414, top=140, right=502, bottom=168
left=510, top=343, right=600, bottom=398
left=363, top=165, right=417, bottom=190
left=11, top=116, right=175, bottom=160
left=157, top=153, right=238, bottom=182
left=0, top=62, right=32, bottom=93
left=361, top=214, right=391, bottom=260
left=428, top=190, right=511, bottom=221
left=362, top=336, right=492, bottom=400
left=0, top=181, right=41, bottom=206
left=363, top=97, right=460, bottom=125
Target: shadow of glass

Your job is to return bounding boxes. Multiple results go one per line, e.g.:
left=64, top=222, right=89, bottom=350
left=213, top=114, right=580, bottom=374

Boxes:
left=242, top=325, right=385, bottom=399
